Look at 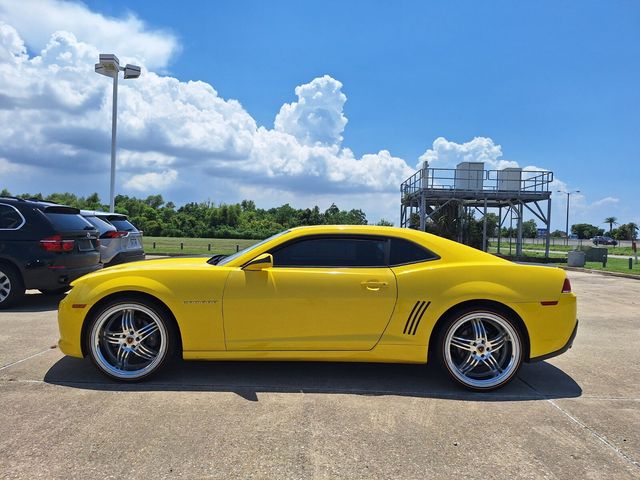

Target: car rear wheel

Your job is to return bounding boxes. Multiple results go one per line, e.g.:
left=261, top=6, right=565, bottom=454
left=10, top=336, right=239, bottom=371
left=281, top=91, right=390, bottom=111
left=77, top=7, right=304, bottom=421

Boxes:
left=436, top=308, right=523, bottom=391
left=87, top=299, right=176, bottom=381
left=0, top=264, right=24, bottom=309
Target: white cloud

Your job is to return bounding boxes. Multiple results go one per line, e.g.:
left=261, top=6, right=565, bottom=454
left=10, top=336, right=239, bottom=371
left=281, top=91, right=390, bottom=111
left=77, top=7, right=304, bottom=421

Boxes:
left=0, top=0, right=178, bottom=69
left=0, top=157, right=25, bottom=174
left=124, top=169, right=178, bottom=191
left=590, top=196, right=619, bottom=208
left=274, top=75, right=348, bottom=146
left=0, top=14, right=413, bottom=221
left=418, top=137, right=519, bottom=171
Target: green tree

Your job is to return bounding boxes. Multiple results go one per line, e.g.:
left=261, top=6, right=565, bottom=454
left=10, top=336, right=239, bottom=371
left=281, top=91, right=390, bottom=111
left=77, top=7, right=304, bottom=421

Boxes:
left=613, top=223, right=639, bottom=240
left=522, top=219, right=538, bottom=238
left=604, top=216, right=618, bottom=235
left=571, top=223, right=604, bottom=239
left=376, top=219, right=394, bottom=226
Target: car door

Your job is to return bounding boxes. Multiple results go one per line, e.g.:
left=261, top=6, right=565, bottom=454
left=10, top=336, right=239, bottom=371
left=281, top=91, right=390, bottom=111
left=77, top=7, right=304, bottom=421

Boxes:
left=222, top=235, right=397, bottom=351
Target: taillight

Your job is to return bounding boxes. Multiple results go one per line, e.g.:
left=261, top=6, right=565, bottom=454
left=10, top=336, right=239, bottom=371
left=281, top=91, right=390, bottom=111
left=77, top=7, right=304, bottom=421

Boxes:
left=40, top=235, right=74, bottom=252
left=562, top=278, right=572, bottom=293
left=102, top=231, right=128, bottom=238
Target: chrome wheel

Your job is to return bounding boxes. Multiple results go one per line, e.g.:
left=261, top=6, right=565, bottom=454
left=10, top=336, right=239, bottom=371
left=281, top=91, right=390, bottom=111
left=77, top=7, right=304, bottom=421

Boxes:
left=443, top=311, right=522, bottom=390
left=0, top=269, right=10, bottom=303
left=89, top=303, right=168, bottom=380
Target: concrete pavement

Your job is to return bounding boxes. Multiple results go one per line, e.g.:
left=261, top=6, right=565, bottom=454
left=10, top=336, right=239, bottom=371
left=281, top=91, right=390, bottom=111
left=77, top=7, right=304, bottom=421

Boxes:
left=0, top=271, right=638, bottom=479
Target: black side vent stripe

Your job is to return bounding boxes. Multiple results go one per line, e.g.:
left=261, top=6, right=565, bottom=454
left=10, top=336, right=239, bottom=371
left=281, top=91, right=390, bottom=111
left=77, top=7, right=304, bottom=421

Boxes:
left=411, top=301, right=430, bottom=335
left=403, top=300, right=431, bottom=335
left=403, top=301, right=421, bottom=334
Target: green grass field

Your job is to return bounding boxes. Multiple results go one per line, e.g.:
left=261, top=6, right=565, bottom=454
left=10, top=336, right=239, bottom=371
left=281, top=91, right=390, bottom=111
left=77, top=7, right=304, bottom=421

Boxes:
left=518, top=242, right=635, bottom=256
left=143, top=236, right=258, bottom=255
left=581, top=257, right=640, bottom=275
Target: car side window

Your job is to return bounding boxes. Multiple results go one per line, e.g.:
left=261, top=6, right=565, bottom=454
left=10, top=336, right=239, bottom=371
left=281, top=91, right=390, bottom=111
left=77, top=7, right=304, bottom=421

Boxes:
left=0, top=204, right=24, bottom=230
left=389, top=237, right=438, bottom=266
left=272, top=237, right=387, bottom=267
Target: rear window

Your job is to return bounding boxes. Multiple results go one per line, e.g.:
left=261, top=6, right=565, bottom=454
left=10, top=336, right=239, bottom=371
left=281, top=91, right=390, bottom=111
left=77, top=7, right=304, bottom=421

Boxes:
left=105, top=218, right=138, bottom=232
left=84, top=216, right=116, bottom=235
left=389, top=238, right=439, bottom=265
left=45, top=213, right=95, bottom=232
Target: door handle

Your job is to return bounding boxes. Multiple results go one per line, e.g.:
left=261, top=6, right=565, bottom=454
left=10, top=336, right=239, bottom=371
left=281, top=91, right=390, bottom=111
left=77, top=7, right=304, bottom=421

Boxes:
left=361, top=281, right=388, bottom=291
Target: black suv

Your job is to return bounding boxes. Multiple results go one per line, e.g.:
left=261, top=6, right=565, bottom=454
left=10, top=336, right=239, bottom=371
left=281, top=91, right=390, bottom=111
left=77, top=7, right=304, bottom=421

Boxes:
left=0, top=198, right=102, bottom=308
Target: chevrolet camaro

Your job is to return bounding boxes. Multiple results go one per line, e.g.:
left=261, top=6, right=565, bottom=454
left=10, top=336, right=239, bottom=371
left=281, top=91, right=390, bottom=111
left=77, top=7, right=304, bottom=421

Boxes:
left=57, top=225, right=578, bottom=391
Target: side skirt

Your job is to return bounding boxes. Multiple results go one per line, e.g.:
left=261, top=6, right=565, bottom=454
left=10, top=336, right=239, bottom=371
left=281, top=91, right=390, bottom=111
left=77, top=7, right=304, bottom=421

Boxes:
left=183, top=344, right=428, bottom=364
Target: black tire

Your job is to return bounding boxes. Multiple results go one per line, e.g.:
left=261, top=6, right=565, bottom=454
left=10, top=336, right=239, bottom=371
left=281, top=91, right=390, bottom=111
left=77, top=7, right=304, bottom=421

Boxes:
left=85, top=297, right=178, bottom=382
left=0, top=264, right=25, bottom=309
left=39, top=287, right=70, bottom=295
left=434, top=306, right=524, bottom=392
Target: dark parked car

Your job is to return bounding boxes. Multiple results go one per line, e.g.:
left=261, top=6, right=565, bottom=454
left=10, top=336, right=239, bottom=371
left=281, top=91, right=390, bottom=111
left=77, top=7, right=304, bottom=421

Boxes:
left=0, top=197, right=102, bottom=308
left=592, top=236, right=618, bottom=246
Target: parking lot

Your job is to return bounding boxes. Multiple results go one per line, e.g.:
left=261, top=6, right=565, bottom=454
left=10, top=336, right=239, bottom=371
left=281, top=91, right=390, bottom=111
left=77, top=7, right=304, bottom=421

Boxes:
left=0, top=270, right=638, bottom=479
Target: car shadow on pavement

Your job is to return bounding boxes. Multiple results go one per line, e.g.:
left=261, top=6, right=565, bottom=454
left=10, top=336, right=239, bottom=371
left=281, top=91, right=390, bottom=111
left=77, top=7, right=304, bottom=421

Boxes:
left=3, top=293, right=65, bottom=313
left=44, top=356, right=582, bottom=402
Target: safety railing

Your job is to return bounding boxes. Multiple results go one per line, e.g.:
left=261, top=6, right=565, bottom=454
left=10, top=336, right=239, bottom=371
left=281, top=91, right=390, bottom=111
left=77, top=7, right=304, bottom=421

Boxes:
left=401, top=167, right=553, bottom=195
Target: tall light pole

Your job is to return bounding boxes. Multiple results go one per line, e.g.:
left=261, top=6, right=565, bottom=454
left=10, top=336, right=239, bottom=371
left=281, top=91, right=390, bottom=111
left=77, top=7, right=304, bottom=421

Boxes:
left=557, top=190, right=580, bottom=243
left=95, top=54, right=141, bottom=212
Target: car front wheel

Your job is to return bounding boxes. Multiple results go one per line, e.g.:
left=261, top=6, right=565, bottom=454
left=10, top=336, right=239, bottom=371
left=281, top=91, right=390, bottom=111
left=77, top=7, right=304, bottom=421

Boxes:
left=436, top=308, right=523, bottom=391
left=86, top=299, right=176, bottom=381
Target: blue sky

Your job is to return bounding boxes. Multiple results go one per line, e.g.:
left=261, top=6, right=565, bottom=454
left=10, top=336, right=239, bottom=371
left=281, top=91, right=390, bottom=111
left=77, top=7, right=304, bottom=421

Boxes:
left=0, top=0, right=638, bottom=228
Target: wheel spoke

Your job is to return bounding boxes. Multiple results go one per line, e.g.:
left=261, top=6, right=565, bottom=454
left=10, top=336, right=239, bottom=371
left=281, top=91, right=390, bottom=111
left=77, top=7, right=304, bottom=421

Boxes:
left=488, top=333, right=507, bottom=351
left=459, top=354, right=479, bottom=374
left=451, top=336, right=474, bottom=352
left=472, top=319, right=487, bottom=341
left=104, top=331, right=125, bottom=345
left=481, top=353, right=503, bottom=374
left=133, top=343, right=157, bottom=361
left=121, top=309, right=135, bottom=334
left=116, top=344, right=131, bottom=368
left=136, top=323, right=159, bottom=342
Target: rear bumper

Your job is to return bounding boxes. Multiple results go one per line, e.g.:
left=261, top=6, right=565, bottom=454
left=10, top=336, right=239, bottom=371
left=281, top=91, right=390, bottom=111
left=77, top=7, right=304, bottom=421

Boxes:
left=104, top=250, right=145, bottom=267
left=529, top=320, right=578, bottom=362
left=23, top=263, right=102, bottom=290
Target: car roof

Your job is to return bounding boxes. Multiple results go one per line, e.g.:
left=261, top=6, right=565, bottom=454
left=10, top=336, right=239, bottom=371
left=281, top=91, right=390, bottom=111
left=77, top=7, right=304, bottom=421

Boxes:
left=0, top=197, right=79, bottom=212
left=80, top=210, right=128, bottom=220
left=220, top=224, right=508, bottom=268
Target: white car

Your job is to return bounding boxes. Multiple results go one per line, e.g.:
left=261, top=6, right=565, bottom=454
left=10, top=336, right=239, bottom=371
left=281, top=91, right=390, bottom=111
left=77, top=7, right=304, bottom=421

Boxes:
left=81, top=211, right=145, bottom=266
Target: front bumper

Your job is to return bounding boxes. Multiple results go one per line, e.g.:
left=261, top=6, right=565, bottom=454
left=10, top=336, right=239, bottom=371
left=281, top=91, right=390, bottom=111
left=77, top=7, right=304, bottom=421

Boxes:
left=57, top=293, right=87, bottom=358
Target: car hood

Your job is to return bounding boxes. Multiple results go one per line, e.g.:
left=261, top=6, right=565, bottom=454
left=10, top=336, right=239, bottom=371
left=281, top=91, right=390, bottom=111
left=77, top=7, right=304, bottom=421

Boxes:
left=70, top=256, right=214, bottom=285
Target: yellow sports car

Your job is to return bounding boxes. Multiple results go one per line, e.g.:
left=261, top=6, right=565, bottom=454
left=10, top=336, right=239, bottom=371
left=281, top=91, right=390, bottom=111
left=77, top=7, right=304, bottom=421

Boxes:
left=57, top=225, right=577, bottom=391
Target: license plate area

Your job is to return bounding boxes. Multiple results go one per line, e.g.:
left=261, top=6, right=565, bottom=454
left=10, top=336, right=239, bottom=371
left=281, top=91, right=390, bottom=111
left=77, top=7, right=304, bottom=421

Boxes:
left=77, top=239, right=94, bottom=252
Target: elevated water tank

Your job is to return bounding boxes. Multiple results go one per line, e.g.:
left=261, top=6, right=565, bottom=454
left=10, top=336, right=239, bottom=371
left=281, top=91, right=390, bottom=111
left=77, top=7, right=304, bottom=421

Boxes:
left=454, top=162, right=484, bottom=190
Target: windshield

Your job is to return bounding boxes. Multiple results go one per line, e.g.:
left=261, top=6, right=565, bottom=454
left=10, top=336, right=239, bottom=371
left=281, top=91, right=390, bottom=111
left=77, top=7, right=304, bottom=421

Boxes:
left=215, top=230, right=290, bottom=266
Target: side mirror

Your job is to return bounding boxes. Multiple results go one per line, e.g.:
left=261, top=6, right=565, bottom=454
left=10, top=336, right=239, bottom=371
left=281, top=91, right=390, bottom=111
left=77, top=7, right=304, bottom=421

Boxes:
left=243, top=253, right=273, bottom=271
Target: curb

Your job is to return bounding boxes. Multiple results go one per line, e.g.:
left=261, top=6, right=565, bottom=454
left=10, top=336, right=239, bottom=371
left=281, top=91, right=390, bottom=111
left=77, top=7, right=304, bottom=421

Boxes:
left=560, top=266, right=640, bottom=281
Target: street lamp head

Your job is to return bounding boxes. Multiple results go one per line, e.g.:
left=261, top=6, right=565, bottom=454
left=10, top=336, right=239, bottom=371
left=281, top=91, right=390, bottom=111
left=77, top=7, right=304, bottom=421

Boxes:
left=123, top=64, right=141, bottom=79
left=95, top=54, right=120, bottom=78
